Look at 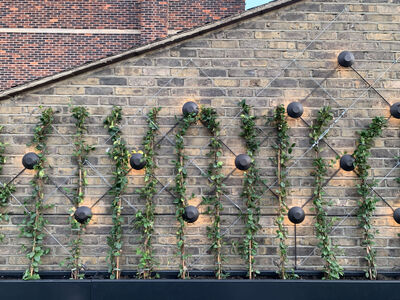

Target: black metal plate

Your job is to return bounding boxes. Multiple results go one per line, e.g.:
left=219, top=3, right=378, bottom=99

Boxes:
left=91, top=280, right=400, bottom=300
left=0, top=280, right=91, bottom=300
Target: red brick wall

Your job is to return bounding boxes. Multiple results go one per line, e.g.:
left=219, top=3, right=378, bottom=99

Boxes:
left=140, top=0, right=169, bottom=43
left=0, top=0, right=245, bottom=91
left=0, top=33, right=137, bottom=90
left=0, top=1, right=140, bottom=29
left=169, top=0, right=245, bottom=30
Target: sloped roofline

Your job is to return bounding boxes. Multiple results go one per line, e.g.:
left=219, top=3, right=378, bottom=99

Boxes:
left=0, top=0, right=302, bottom=100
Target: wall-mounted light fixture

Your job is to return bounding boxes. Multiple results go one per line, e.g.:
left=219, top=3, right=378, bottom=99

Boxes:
left=288, top=206, right=305, bottom=224
left=130, top=152, right=146, bottom=170
left=22, top=152, right=40, bottom=170
left=287, top=102, right=304, bottom=119
left=390, top=102, right=400, bottom=119
left=393, top=208, right=400, bottom=224
left=183, top=205, right=199, bottom=223
left=182, top=101, right=199, bottom=116
left=235, top=154, right=251, bottom=171
left=340, top=154, right=355, bottom=171
left=74, top=206, right=93, bottom=224
left=338, top=51, right=355, bottom=67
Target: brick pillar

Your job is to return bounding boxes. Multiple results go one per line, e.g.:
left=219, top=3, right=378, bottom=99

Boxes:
left=139, top=0, right=169, bottom=43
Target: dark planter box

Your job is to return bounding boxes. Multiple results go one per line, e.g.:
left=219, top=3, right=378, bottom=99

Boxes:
left=1, top=279, right=400, bottom=300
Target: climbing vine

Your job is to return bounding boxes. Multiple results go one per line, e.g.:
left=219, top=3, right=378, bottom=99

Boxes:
left=20, top=107, right=54, bottom=280
left=0, top=126, right=15, bottom=243
left=237, top=100, right=262, bottom=279
left=0, top=126, right=6, bottom=173
left=134, top=107, right=161, bottom=279
left=104, top=106, right=130, bottom=280
left=310, top=106, right=343, bottom=280
left=200, top=107, right=226, bottom=279
left=353, top=116, right=387, bottom=280
left=65, top=106, right=95, bottom=279
left=174, top=110, right=199, bottom=279
left=269, top=104, right=294, bottom=279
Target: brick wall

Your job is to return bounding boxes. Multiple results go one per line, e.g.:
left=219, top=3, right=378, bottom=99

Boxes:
left=0, top=0, right=245, bottom=91
left=1, top=0, right=400, bottom=275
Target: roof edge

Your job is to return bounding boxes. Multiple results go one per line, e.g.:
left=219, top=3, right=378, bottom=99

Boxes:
left=0, top=0, right=303, bottom=101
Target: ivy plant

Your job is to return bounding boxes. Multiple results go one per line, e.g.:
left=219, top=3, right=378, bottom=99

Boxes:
left=353, top=116, right=387, bottom=280
left=269, top=104, right=294, bottom=279
left=65, top=106, right=95, bottom=279
left=174, top=110, right=199, bottom=279
left=309, top=106, right=343, bottom=280
left=134, top=107, right=161, bottom=279
left=104, top=106, right=130, bottom=280
left=20, top=107, right=54, bottom=280
left=200, top=107, right=226, bottom=279
left=0, top=126, right=15, bottom=242
left=236, top=100, right=262, bottom=279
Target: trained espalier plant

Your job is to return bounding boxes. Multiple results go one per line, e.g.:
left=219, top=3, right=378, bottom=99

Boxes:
left=269, top=104, right=295, bottom=280
left=353, top=116, right=387, bottom=280
left=134, top=107, right=161, bottom=279
left=20, top=107, right=54, bottom=280
left=174, top=110, right=199, bottom=279
left=65, top=106, right=95, bottom=279
left=309, top=106, right=343, bottom=280
left=237, top=100, right=262, bottom=279
left=200, top=107, right=226, bottom=279
left=0, top=126, right=15, bottom=243
left=104, top=106, right=130, bottom=280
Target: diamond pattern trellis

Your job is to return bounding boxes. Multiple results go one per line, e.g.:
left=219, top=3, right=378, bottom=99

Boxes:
left=1, top=3, right=400, bottom=274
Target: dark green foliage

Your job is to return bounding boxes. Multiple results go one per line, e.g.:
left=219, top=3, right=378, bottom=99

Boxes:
left=200, top=107, right=226, bottom=279
left=65, top=105, right=94, bottom=279
left=0, top=126, right=15, bottom=242
left=310, top=106, right=343, bottom=280
left=0, top=126, right=6, bottom=172
left=134, top=107, right=161, bottom=279
left=269, top=104, right=294, bottom=280
left=21, top=107, right=54, bottom=280
left=353, top=116, right=387, bottom=280
left=174, top=111, right=199, bottom=279
left=104, top=106, right=130, bottom=280
left=237, top=100, right=262, bottom=279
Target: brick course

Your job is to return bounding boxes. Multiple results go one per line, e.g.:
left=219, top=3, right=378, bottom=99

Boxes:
left=1, top=0, right=400, bottom=275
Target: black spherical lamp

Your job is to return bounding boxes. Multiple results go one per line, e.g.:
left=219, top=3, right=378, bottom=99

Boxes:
left=182, top=101, right=199, bottom=116
left=390, top=102, right=400, bottom=119
left=74, top=206, right=93, bottom=224
left=288, top=207, right=305, bottom=224
left=287, top=102, right=304, bottom=119
left=22, top=152, right=40, bottom=170
left=340, top=155, right=355, bottom=171
left=130, top=153, right=146, bottom=170
left=235, top=154, right=251, bottom=171
left=393, top=208, right=400, bottom=224
left=338, top=51, right=355, bottom=67
left=183, top=205, right=199, bottom=223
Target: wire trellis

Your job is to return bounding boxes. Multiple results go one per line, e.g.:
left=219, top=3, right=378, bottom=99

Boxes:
left=0, top=3, right=399, bottom=275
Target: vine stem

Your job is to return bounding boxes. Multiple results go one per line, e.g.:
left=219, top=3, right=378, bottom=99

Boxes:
left=216, top=203, right=222, bottom=279
left=213, top=142, right=222, bottom=279
left=200, top=108, right=225, bottom=279
left=29, top=185, right=41, bottom=277
left=143, top=137, right=154, bottom=279
left=362, top=178, right=375, bottom=280
left=72, top=229, right=81, bottom=280
left=116, top=197, right=122, bottom=280
left=277, top=147, right=285, bottom=279
left=179, top=154, right=187, bottom=279
left=78, top=157, right=82, bottom=197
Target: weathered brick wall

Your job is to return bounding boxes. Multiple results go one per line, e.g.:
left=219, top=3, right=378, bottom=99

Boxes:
left=1, top=0, right=400, bottom=274
left=0, top=0, right=245, bottom=91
